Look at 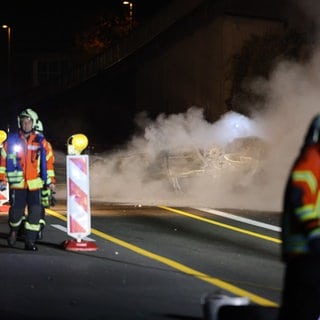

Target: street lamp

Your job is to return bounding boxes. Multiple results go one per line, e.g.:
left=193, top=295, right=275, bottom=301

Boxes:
left=122, top=1, right=133, bottom=28
left=2, top=24, right=11, bottom=94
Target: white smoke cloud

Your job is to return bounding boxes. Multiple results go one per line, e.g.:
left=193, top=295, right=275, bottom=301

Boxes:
left=55, top=47, right=320, bottom=212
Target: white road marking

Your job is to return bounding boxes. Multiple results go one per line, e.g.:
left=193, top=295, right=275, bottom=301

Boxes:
left=195, top=207, right=281, bottom=232
left=51, top=224, right=96, bottom=241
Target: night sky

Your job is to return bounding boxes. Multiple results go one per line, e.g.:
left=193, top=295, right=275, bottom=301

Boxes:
left=1, top=1, right=113, bottom=49
left=0, top=1, right=173, bottom=52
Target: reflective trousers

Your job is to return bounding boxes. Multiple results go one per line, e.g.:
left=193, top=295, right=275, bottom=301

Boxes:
left=8, top=188, right=42, bottom=242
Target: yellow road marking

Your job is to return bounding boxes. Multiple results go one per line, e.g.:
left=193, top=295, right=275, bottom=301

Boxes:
left=46, top=207, right=279, bottom=307
left=158, top=205, right=281, bottom=244
left=46, top=208, right=67, bottom=221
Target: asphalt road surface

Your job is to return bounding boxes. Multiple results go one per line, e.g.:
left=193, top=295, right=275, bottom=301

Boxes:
left=0, top=202, right=282, bottom=320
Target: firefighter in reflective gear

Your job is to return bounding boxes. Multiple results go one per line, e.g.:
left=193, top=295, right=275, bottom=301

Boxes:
left=34, top=119, right=56, bottom=239
left=0, top=108, right=56, bottom=251
left=279, top=114, right=320, bottom=320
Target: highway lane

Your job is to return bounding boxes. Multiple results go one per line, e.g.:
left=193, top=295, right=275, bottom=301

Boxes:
left=0, top=203, right=282, bottom=319
left=87, top=204, right=282, bottom=303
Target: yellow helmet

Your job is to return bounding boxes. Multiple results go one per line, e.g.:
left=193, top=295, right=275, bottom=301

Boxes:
left=0, top=130, right=7, bottom=144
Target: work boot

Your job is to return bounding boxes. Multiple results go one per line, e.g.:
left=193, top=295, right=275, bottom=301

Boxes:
left=7, top=230, right=17, bottom=247
left=25, top=240, right=38, bottom=251
left=17, top=224, right=26, bottom=240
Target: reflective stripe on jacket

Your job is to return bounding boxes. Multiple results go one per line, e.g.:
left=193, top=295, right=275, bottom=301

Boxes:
left=0, top=131, right=55, bottom=190
left=282, top=143, right=320, bottom=260
left=42, top=138, right=55, bottom=186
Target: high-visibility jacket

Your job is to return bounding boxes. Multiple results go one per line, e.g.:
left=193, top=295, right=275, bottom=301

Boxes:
left=37, top=132, right=55, bottom=187
left=281, top=143, right=320, bottom=261
left=0, top=130, right=56, bottom=190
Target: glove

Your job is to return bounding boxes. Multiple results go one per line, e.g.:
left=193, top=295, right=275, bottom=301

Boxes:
left=48, top=183, right=56, bottom=192
left=0, top=181, right=7, bottom=191
left=41, top=189, right=51, bottom=208
left=50, top=191, right=57, bottom=207
left=0, top=182, right=6, bottom=191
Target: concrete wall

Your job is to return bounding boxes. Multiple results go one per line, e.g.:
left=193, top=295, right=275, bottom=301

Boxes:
left=37, top=14, right=285, bottom=150
left=135, top=14, right=284, bottom=123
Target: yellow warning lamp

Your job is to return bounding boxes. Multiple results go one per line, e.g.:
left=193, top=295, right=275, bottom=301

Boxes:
left=67, top=133, right=88, bottom=155
left=0, top=130, right=7, bottom=146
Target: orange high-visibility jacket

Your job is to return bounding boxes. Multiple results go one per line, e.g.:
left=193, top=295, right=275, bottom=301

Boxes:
left=282, top=143, right=320, bottom=260
left=39, top=133, right=55, bottom=187
left=0, top=130, right=56, bottom=190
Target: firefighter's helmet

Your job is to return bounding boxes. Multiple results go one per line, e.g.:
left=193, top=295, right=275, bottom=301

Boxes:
left=18, top=108, right=39, bottom=129
left=35, top=120, right=44, bottom=133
